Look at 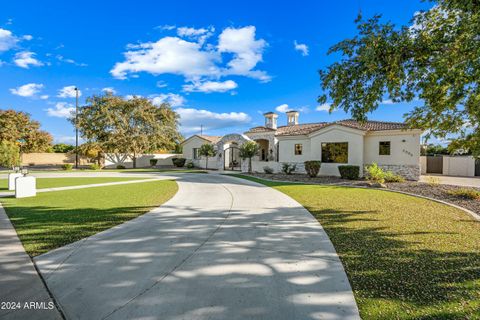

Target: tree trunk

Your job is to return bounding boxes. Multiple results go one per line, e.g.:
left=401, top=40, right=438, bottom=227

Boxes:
left=249, top=157, right=252, bottom=173
left=133, top=152, right=137, bottom=169
left=205, top=157, right=208, bottom=170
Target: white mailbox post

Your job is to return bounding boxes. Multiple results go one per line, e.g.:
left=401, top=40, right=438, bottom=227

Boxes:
left=15, top=176, right=37, bottom=198
left=8, top=173, right=23, bottom=190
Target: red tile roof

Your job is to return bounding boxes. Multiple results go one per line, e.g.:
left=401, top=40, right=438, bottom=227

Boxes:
left=246, top=120, right=411, bottom=137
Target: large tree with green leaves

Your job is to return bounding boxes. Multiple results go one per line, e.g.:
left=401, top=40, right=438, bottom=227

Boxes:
left=0, top=109, right=53, bottom=153
left=318, top=0, right=480, bottom=156
left=0, top=140, right=20, bottom=169
left=72, top=94, right=182, bottom=168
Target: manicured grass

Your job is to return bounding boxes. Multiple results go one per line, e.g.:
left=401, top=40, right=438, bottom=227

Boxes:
left=1, top=180, right=178, bottom=256
left=230, top=174, right=480, bottom=319
left=0, top=177, right=152, bottom=191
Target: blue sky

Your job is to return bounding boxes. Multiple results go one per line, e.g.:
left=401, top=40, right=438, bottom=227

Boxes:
left=0, top=0, right=433, bottom=144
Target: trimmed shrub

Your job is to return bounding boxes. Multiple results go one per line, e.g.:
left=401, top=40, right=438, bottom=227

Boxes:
left=61, top=164, right=73, bottom=171
left=89, top=163, right=101, bottom=170
left=263, top=166, right=274, bottom=174
left=365, top=163, right=385, bottom=184
left=149, top=159, right=158, bottom=167
left=447, top=188, right=480, bottom=200
left=281, top=163, right=296, bottom=175
left=304, top=161, right=321, bottom=177
left=338, top=165, right=360, bottom=180
left=116, top=165, right=126, bottom=169
left=172, top=157, right=186, bottom=167
left=186, top=161, right=194, bottom=169
left=384, top=171, right=405, bottom=183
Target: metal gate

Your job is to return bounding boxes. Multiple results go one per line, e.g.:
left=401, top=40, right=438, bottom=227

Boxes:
left=476, top=159, right=480, bottom=176
left=426, top=156, right=443, bottom=174
left=224, top=146, right=241, bottom=171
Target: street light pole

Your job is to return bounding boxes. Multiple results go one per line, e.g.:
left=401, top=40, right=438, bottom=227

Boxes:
left=75, top=87, right=79, bottom=169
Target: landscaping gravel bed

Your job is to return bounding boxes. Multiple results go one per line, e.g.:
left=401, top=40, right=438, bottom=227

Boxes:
left=386, top=182, right=480, bottom=215
left=247, top=173, right=480, bottom=215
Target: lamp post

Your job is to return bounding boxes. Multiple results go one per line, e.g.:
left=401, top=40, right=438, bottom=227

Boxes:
left=75, top=87, right=79, bottom=169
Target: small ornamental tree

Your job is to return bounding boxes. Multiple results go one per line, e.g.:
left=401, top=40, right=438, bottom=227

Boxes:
left=0, top=141, right=20, bottom=170
left=198, top=143, right=216, bottom=170
left=239, top=141, right=259, bottom=173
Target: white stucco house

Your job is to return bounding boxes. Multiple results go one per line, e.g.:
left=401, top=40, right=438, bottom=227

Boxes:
left=181, top=111, right=423, bottom=180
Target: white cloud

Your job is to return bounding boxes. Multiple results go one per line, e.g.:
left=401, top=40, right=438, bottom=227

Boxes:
left=111, top=25, right=270, bottom=83
left=176, top=107, right=251, bottom=133
left=218, top=26, right=270, bottom=82
left=56, top=55, right=88, bottom=67
left=294, top=40, right=309, bottom=56
left=0, top=28, right=18, bottom=52
left=57, top=85, right=81, bottom=98
left=149, top=93, right=185, bottom=107
left=381, top=99, right=395, bottom=105
left=275, top=103, right=309, bottom=113
left=316, top=103, right=332, bottom=112
left=102, top=87, right=116, bottom=94
left=177, top=26, right=214, bottom=45
left=183, top=80, right=238, bottom=93
left=157, top=25, right=176, bottom=31
left=47, top=102, right=75, bottom=118
left=156, top=80, right=168, bottom=88
left=275, top=104, right=290, bottom=113
left=10, top=83, right=44, bottom=97
left=13, top=51, right=43, bottom=68
left=40, top=94, right=49, bottom=100
left=22, top=35, right=33, bottom=41
left=53, top=135, right=78, bottom=144
left=111, top=36, right=220, bottom=80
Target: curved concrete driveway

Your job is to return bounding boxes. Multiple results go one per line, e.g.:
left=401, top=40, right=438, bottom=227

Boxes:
left=35, top=173, right=359, bottom=320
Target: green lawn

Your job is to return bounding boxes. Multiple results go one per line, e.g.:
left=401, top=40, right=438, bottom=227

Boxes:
left=1, top=180, right=178, bottom=256
left=230, top=174, right=480, bottom=319
left=0, top=177, right=152, bottom=191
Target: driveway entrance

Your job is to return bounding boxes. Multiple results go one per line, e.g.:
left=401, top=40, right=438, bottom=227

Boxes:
left=35, top=173, right=360, bottom=320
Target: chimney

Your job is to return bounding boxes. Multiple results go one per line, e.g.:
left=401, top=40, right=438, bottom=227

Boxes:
left=264, top=112, right=278, bottom=129
left=286, top=110, right=299, bottom=126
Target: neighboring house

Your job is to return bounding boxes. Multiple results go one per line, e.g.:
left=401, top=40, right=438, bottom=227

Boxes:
left=182, top=110, right=423, bottom=180
left=181, top=135, right=221, bottom=169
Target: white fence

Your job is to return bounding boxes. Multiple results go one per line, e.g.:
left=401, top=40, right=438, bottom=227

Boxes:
left=420, top=155, right=477, bottom=177
left=104, top=153, right=180, bottom=168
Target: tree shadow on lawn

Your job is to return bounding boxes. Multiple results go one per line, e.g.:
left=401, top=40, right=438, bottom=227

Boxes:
left=4, top=204, right=159, bottom=257
left=310, top=207, right=480, bottom=317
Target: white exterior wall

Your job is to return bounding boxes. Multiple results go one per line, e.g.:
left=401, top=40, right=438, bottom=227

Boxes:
left=442, top=156, right=475, bottom=177
left=277, top=136, right=311, bottom=163
left=309, top=127, right=365, bottom=177
left=420, top=156, right=427, bottom=175
left=181, top=136, right=215, bottom=168
left=104, top=153, right=179, bottom=168
left=364, top=131, right=421, bottom=166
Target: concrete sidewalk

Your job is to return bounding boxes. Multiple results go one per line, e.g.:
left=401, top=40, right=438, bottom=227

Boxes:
left=34, top=173, right=359, bottom=320
left=420, top=174, right=480, bottom=188
left=0, top=203, right=62, bottom=320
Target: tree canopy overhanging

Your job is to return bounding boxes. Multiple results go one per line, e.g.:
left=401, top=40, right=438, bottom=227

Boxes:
left=318, top=0, right=480, bottom=156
